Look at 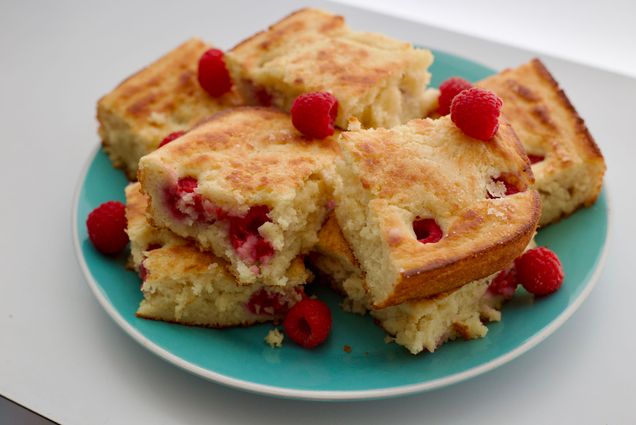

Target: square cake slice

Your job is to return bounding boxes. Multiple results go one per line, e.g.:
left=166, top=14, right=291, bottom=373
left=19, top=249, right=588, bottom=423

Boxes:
left=225, top=8, right=435, bottom=129
left=334, top=115, right=541, bottom=308
left=125, top=183, right=310, bottom=327
left=97, top=37, right=243, bottom=179
left=138, top=107, right=339, bottom=286
left=477, top=59, right=606, bottom=226
left=310, top=214, right=504, bottom=354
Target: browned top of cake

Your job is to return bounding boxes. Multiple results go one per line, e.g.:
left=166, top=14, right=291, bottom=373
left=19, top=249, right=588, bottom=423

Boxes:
left=98, top=38, right=242, bottom=136
left=477, top=59, right=605, bottom=187
left=138, top=107, right=340, bottom=202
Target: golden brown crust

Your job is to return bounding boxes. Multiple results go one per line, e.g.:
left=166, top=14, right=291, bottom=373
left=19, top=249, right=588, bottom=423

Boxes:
left=477, top=58, right=606, bottom=225
left=97, top=38, right=243, bottom=179
left=139, top=106, right=340, bottom=198
left=381, top=191, right=540, bottom=307
left=336, top=115, right=541, bottom=307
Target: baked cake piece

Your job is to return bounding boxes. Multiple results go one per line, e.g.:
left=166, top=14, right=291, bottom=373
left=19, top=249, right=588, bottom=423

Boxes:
left=97, top=38, right=242, bottom=179
left=334, top=115, right=541, bottom=308
left=225, top=8, right=436, bottom=129
left=125, top=183, right=310, bottom=327
left=138, top=107, right=339, bottom=286
left=477, top=59, right=606, bottom=226
left=310, top=215, right=504, bottom=354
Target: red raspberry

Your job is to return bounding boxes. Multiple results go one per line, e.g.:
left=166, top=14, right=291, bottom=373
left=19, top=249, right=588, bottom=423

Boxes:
left=437, top=77, right=472, bottom=115
left=528, top=154, right=545, bottom=164
left=86, top=201, right=128, bottom=255
left=487, top=267, right=518, bottom=299
left=450, top=87, right=503, bottom=141
left=291, top=92, right=338, bottom=139
left=197, top=48, right=232, bottom=97
left=515, top=247, right=564, bottom=296
left=228, top=206, right=275, bottom=265
left=413, top=218, right=443, bottom=244
left=283, top=298, right=332, bottom=349
left=158, top=131, right=185, bottom=148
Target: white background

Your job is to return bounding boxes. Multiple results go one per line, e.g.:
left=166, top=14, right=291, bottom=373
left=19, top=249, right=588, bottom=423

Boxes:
left=1, top=0, right=635, bottom=424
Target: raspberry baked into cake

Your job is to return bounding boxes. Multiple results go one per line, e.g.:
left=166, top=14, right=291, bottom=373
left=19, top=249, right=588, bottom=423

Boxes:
left=476, top=59, right=606, bottom=226
left=138, top=107, right=340, bottom=286
left=125, top=183, right=310, bottom=327
left=97, top=38, right=242, bottom=179
left=225, top=8, right=437, bottom=129
left=334, top=115, right=541, bottom=308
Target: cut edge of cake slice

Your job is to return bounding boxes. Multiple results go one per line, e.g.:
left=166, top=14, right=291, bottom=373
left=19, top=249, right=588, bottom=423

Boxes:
left=125, top=182, right=311, bottom=328
left=334, top=115, right=540, bottom=308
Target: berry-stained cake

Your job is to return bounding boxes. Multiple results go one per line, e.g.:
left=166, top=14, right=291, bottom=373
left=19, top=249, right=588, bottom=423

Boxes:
left=137, top=107, right=340, bottom=286
left=477, top=59, right=606, bottom=226
left=125, top=183, right=310, bottom=327
left=225, top=8, right=437, bottom=130
left=97, top=38, right=242, bottom=179
left=334, top=115, right=541, bottom=308
left=310, top=215, right=506, bottom=354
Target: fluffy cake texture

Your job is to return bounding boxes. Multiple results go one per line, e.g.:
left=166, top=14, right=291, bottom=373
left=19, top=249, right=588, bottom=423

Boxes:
left=97, top=38, right=243, bottom=179
left=138, top=107, right=339, bottom=286
left=477, top=59, right=605, bottom=226
left=310, top=215, right=503, bottom=354
left=226, top=8, right=436, bottom=129
left=334, top=115, right=541, bottom=308
left=125, top=183, right=310, bottom=328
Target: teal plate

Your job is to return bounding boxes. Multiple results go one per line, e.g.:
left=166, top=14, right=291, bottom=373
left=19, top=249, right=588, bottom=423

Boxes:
left=73, top=49, right=609, bottom=400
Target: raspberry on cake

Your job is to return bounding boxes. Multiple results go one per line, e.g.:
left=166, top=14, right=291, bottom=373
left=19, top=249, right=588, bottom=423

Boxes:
left=97, top=38, right=243, bottom=179
left=125, top=183, right=310, bottom=328
left=310, top=214, right=507, bottom=354
left=225, top=8, right=437, bottom=130
left=334, top=115, right=541, bottom=308
left=477, top=59, right=606, bottom=226
left=137, top=107, right=340, bottom=286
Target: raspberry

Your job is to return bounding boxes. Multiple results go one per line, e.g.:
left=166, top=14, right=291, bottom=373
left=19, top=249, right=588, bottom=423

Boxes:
left=228, top=206, right=275, bottom=265
left=246, top=289, right=288, bottom=316
left=291, top=92, right=338, bottom=139
left=528, top=154, right=545, bottom=164
left=413, top=218, right=443, bottom=244
left=158, top=131, right=185, bottom=148
left=283, top=298, right=332, bottom=349
left=450, top=87, right=503, bottom=141
left=86, top=201, right=128, bottom=255
left=197, top=48, right=232, bottom=97
left=139, top=260, right=148, bottom=282
left=488, top=176, right=520, bottom=198
left=515, top=247, right=564, bottom=296
left=437, top=77, right=472, bottom=115
left=487, top=267, right=518, bottom=299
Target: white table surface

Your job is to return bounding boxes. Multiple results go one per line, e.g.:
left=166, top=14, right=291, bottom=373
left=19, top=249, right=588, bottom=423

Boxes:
left=1, top=1, right=635, bottom=424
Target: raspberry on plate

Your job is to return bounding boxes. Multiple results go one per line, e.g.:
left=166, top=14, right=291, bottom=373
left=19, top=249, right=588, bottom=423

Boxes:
left=197, top=48, right=233, bottom=97
left=437, top=77, right=472, bottom=115
left=515, top=247, right=564, bottom=296
left=487, top=267, right=518, bottom=299
left=86, top=201, right=128, bottom=255
left=450, top=87, right=503, bottom=141
left=283, top=298, right=332, bottom=348
left=291, top=92, right=338, bottom=139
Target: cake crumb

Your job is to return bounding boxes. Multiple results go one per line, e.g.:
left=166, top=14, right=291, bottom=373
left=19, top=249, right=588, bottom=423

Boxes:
left=265, top=328, right=284, bottom=348
left=343, top=345, right=352, bottom=353
left=384, top=335, right=395, bottom=344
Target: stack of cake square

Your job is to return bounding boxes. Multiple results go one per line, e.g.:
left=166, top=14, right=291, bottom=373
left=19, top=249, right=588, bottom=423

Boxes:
left=97, top=8, right=604, bottom=352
